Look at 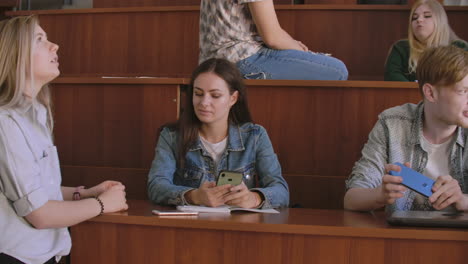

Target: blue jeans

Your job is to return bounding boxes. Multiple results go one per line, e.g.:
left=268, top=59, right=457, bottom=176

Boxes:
left=236, top=47, right=348, bottom=80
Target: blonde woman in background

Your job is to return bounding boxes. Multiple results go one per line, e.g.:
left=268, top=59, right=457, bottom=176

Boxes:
left=0, top=16, right=128, bottom=264
left=384, top=0, right=467, bottom=81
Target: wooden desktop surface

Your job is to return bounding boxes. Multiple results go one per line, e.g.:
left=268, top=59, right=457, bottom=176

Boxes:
left=70, top=200, right=468, bottom=264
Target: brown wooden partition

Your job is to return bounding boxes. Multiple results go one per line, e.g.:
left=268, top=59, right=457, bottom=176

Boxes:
left=93, top=0, right=294, bottom=8
left=8, top=6, right=468, bottom=80
left=305, top=0, right=357, bottom=4
left=52, top=77, right=182, bottom=199
left=275, top=5, right=467, bottom=80
left=51, top=78, right=420, bottom=208
left=246, top=80, right=421, bottom=208
left=71, top=200, right=468, bottom=264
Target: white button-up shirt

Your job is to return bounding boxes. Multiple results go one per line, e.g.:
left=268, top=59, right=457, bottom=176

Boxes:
left=0, top=101, right=71, bottom=264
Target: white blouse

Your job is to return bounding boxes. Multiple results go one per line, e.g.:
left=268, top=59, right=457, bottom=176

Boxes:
left=0, top=101, right=71, bottom=264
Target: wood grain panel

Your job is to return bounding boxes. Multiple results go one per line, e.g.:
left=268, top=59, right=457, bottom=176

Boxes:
left=71, top=208, right=468, bottom=264
left=38, top=10, right=199, bottom=77
left=61, top=166, right=149, bottom=200
left=93, top=0, right=293, bottom=7
left=8, top=7, right=467, bottom=79
left=82, top=200, right=468, bottom=241
left=52, top=82, right=178, bottom=168
left=246, top=83, right=421, bottom=175
left=349, top=238, right=385, bottom=264
left=70, top=222, right=119, bottom=263
left=284, top=175, right=346, bottom=209
left=304, top=0, right=357, bottom=3
left=386, top=239, right=468, bottom=264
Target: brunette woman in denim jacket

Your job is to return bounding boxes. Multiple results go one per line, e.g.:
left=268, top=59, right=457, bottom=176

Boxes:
left=148, top=58, right=289, bottom=209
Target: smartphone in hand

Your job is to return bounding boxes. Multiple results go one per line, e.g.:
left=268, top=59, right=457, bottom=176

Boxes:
left=389, top=162, right=435, bottom=197
left=216, top=171, right=243, bottom=186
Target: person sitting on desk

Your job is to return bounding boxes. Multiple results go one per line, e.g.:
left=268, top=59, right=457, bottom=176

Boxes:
left=345, top=46, right=468, bottom=212
left=199, top=0, right=348, bottom=80
left=385, top=0, right=467, bottom=82
left=147, top=58, right=289, bottom=209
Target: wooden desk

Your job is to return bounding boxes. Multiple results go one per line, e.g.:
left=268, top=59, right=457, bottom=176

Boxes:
left=71, top=200, right=468, bottom=264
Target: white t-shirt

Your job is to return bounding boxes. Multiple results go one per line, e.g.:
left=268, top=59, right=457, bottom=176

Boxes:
left=200, top=135, right=227, bottom=165
left=415, top=135, right=454, bottom=210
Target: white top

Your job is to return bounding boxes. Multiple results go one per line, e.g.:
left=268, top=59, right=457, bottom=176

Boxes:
left=421, top=136, right=452, bottom=180
left=415, top=135, right=454, bottom=210
left=200, top=135, right=227, bottom=164
left=0, top=101, right=71, bottom=264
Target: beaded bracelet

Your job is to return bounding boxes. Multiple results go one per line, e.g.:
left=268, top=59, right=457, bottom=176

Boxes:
left=93, top=197, right=104, bottom=215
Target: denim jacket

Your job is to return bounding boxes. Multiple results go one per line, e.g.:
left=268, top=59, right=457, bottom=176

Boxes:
left=147, top=122, right=289, bottom=208
left=346, top=102, right=468, bottom=211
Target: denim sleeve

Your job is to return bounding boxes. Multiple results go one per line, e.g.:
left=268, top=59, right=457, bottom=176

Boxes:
left=346, top=119, right=388, bottom=190
left=147, top=128, right=194, bottom=206
left=251, top=126, right=289, bottom=208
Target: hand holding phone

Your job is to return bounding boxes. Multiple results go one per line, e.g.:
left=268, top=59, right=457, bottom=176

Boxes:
left=216, top=171, right=243, bottom=186
left=389, top=162, right=434, bottom=197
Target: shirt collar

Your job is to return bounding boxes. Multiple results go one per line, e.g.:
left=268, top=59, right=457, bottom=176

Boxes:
left=410, top=101, right=465, bottom=149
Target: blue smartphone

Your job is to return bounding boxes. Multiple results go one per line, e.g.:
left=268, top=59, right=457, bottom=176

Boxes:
left=389, top=162, right=435, bottom=197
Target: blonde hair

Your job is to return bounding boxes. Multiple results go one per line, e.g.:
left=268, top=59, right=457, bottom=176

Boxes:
left=0, top=15, right=53, bottom=131
left=417, top=45, right=468, bottom=93
left=408, top=0, right=460, bottom=74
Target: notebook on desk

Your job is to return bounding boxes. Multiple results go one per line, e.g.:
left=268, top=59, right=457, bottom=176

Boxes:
left=387, top=210, right=468, bottom=228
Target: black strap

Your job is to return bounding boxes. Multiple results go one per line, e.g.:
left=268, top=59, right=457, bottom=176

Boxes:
left=0, top=253, right=57, bottom=264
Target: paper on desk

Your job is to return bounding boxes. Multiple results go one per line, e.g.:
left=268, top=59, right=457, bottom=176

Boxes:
left=177, top=205, right=279, bottom=214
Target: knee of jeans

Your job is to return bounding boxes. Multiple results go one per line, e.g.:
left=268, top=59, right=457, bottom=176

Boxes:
left=337, top=61, right=349, bottom=80
left=340, top=67, right=349, bottom=80
left=243, top=72, right=267, bottom=79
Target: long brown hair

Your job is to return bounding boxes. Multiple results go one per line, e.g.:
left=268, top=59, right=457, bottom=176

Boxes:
left=172, top=58, right=252, bottom=167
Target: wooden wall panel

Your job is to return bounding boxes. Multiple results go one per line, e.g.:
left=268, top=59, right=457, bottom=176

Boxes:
left=12, top=7, right=466, bottom=79
left=60, top=166, right=149, bottom=200
left=71, top=218, right=468, bottom=264
left=285, top=175, right=345, bottom=208
left=54, top=80, right=420, bottom=209
left=93, top=0, right=293, bottom=8
left=52, top=82, right=179, bottom=168
left=304, top=0, right=357, bottom=4
left=246, top=84, right=421, bottom=176
left=39, top=11, right=199, bottom=78
left=385, top=239, right=468, bottom=263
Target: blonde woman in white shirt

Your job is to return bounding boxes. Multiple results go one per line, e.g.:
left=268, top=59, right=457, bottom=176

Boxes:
left=0, top=16, right=128, bottom=264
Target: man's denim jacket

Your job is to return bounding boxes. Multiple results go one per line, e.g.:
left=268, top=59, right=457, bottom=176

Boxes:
left=148, top=122, right=289, bottom=209
left=346, top=102, right=468, bottom=211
